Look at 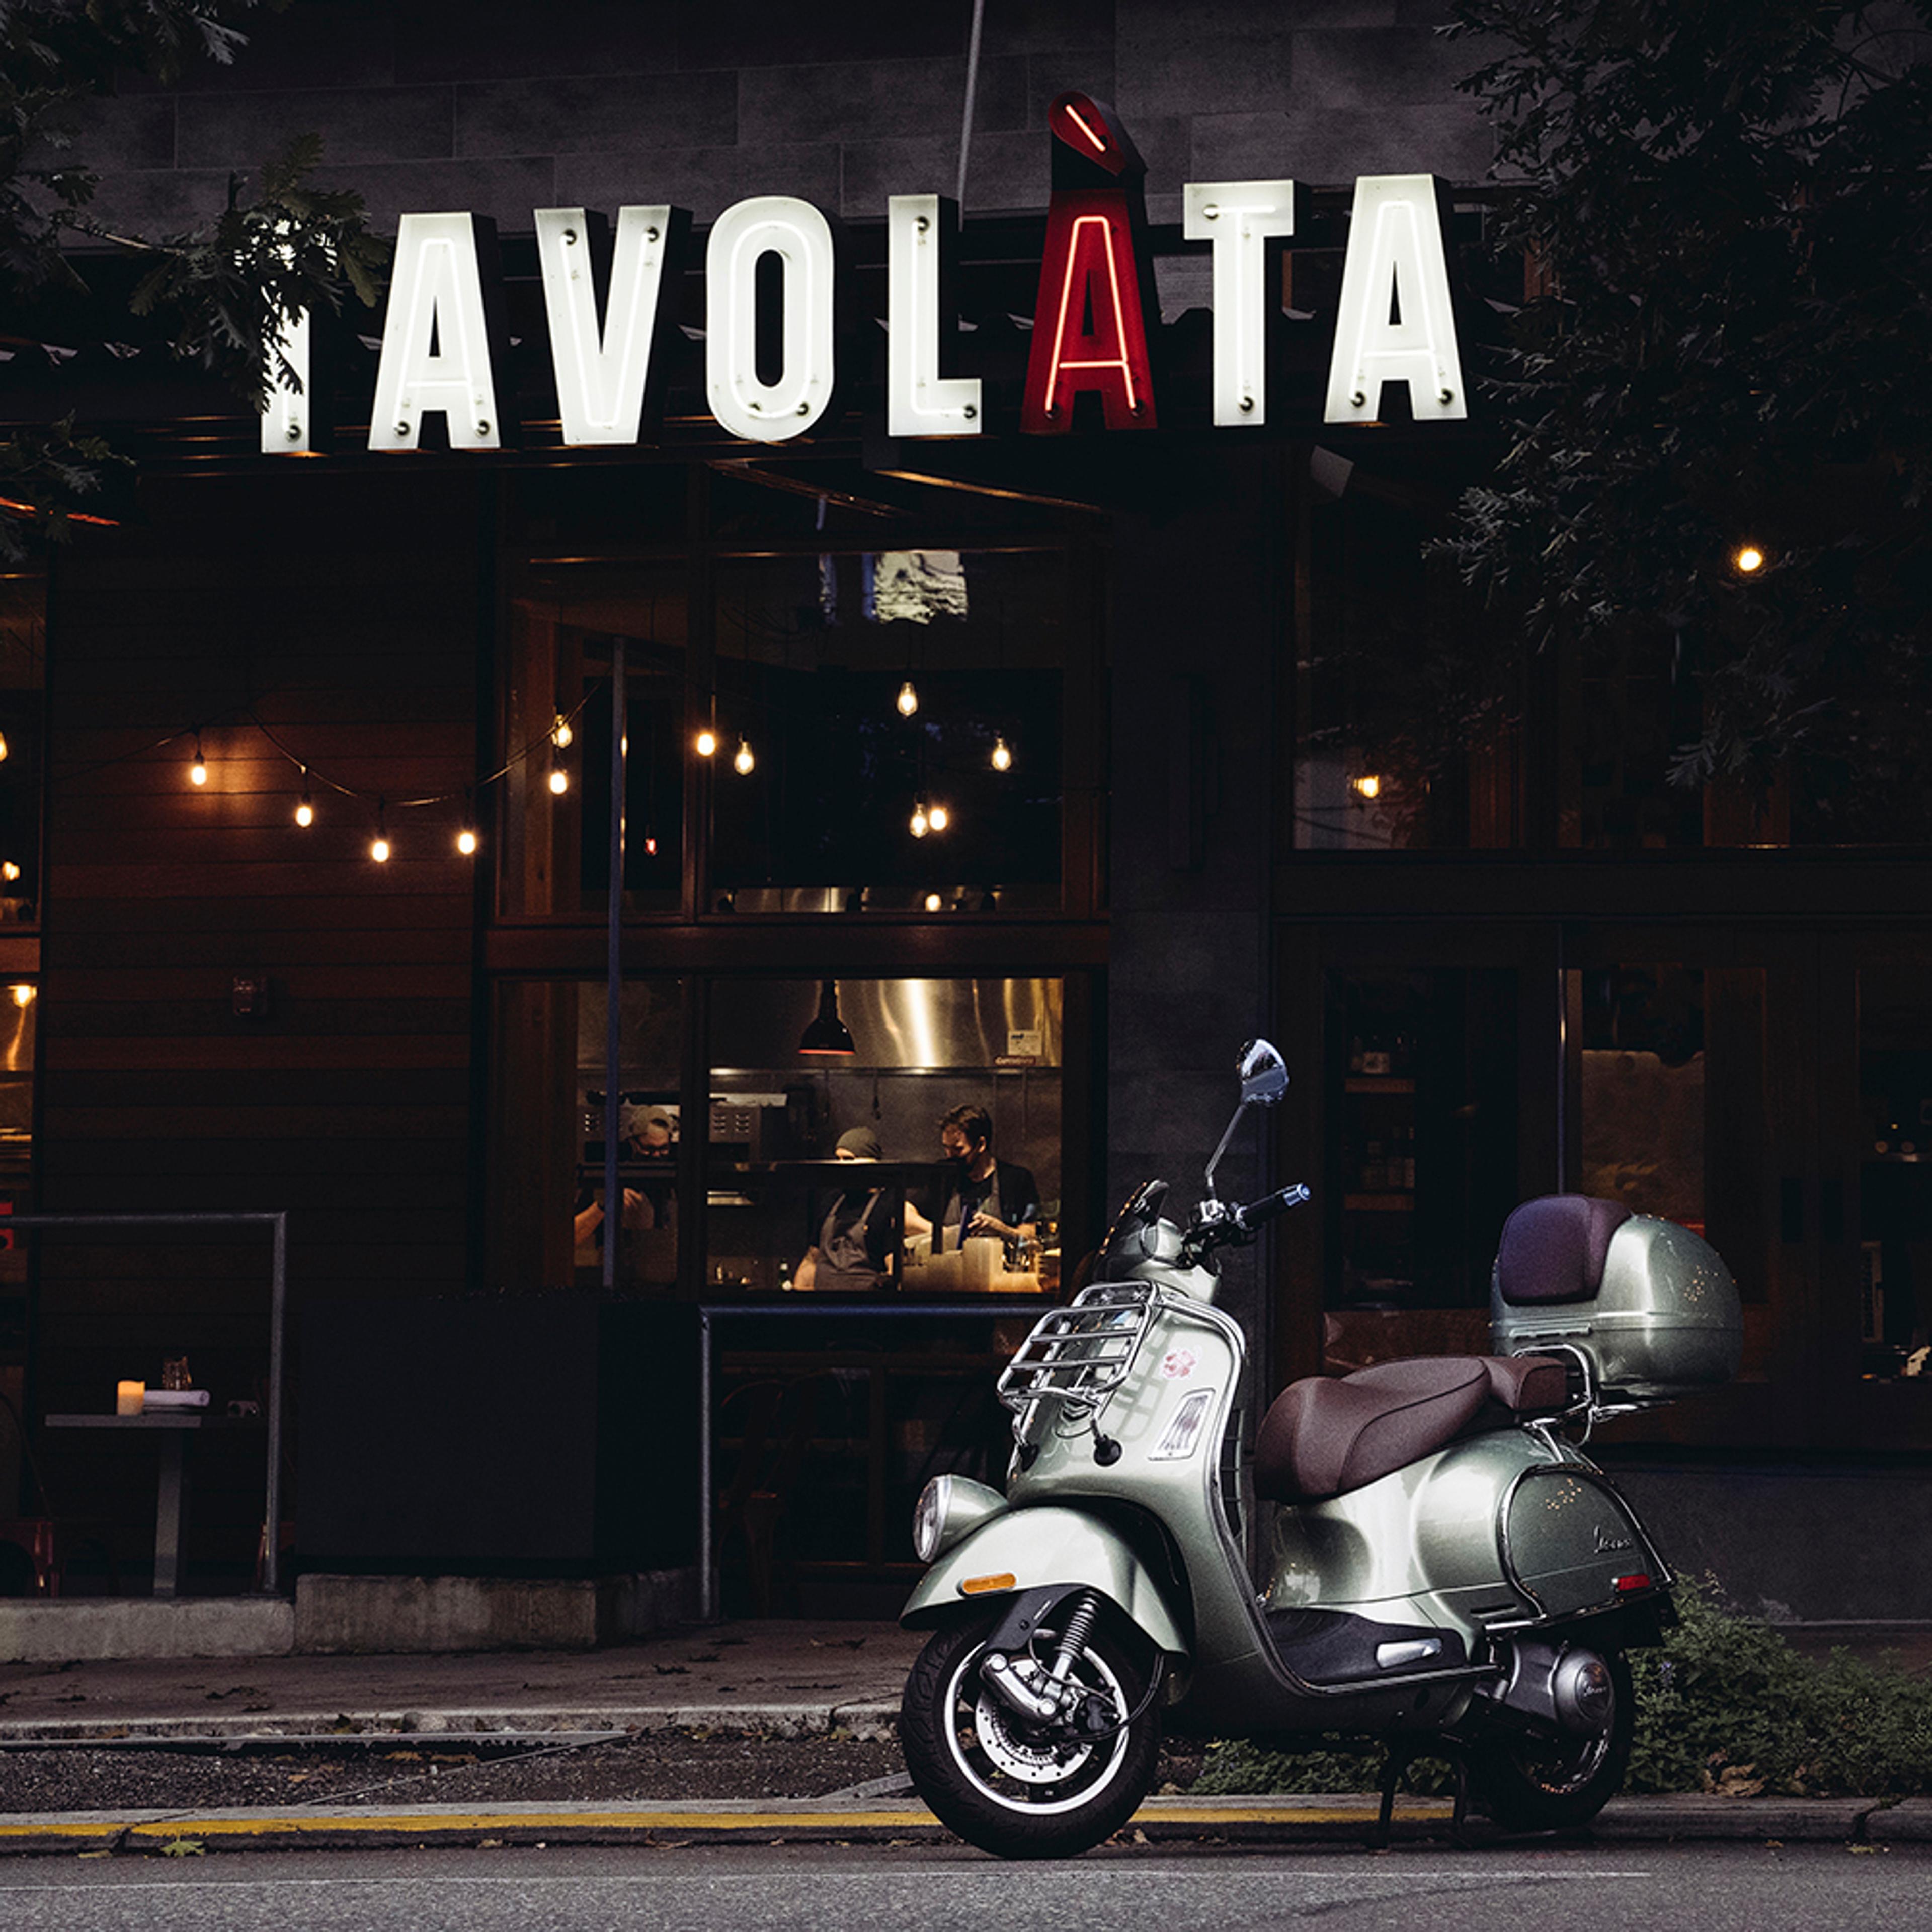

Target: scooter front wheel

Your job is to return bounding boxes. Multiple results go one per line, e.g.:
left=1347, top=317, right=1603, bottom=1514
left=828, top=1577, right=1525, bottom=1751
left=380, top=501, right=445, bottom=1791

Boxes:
left=1468, top=1646, right=1635, bottom=1832
left=900, top=1604, right=1161, bottom=1860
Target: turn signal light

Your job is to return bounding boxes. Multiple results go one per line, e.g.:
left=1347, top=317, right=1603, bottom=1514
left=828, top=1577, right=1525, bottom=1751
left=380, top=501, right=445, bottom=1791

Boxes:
left=959, top=1572, right=1016, bottom=1596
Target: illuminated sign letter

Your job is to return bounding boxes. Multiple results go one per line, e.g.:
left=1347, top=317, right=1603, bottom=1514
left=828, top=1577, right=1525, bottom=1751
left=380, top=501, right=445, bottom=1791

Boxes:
left=1325, top=175, right=1466, bottom=424
left=259, top=304, right=311, bottom=454
left=369, top=212, right=505, bottom=451
left=1183, top=180, right=1301, bottom=428
left=1022, top=92, right=1158, bottom=434
left=706, top=197, right=837, bottom=443
left=887, top=195, right=980, bottom=439
left=535, top=204, right=684, bottom=446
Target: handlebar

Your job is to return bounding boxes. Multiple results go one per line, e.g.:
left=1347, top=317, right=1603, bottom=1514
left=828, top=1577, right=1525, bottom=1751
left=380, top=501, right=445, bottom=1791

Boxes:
left=1231, top=1183, right=1312, bottom=1232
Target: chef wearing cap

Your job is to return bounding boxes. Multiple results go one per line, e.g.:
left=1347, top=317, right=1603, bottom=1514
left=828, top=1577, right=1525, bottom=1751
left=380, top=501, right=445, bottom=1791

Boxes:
left=795, top=1127, right=906, bottom=1292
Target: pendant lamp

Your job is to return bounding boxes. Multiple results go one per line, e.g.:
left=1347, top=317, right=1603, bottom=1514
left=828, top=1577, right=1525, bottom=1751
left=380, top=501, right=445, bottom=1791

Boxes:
left=799, top=979, right=857, bottom=1056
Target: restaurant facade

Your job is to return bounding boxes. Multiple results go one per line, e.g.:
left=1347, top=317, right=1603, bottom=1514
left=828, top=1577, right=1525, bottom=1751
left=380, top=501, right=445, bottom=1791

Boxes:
left=3, top=0, right=1929, bottom=1637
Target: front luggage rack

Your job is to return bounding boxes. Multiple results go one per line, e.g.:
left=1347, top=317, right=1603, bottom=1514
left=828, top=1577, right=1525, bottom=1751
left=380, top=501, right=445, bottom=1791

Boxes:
left=997, top=1282, right=1157, bottom=1415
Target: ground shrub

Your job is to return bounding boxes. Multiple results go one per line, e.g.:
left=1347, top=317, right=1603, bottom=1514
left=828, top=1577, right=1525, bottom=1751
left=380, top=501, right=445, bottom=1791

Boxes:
left=1190, top=1578, right=1932, bottom=1799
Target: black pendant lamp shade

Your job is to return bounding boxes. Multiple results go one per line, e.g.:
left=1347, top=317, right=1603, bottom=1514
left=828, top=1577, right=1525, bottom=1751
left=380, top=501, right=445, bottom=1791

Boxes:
left=799, top=979, right=857, bottom=1056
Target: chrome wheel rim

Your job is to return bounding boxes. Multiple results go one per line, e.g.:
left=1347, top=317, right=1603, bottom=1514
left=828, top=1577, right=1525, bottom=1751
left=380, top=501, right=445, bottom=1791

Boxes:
left=941, top=1641, right=1133, bottom=1816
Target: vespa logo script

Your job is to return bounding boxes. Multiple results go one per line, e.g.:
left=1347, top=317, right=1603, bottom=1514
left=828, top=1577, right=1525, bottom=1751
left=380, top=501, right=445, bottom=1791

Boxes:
left=1593, top=1524, right=1636, bottom=1556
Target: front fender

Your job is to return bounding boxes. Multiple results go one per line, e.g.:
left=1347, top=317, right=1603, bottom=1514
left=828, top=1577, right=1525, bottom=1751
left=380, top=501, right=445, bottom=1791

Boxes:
left=900, top=1504, right=1189, bottom=1658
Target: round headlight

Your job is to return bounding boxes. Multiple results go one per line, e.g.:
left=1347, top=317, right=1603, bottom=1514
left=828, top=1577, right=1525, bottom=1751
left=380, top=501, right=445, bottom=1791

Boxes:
left=912, top=1475, right=952, bottom=1564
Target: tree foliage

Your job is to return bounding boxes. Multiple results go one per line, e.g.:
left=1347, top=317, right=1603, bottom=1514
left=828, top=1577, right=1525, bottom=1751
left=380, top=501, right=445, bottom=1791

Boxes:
left=1, top=3, right=385, bottom=555
left=1438, top=1, right=1932, bottom=832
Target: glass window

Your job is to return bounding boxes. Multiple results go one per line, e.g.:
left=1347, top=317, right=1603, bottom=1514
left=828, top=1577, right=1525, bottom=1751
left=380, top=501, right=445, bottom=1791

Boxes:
left=499, top=568, right=686, bottom=918
left=709, top=552, right=1069, bottom=913
left=1322, top=968, right=1520, bottom=1367
left=486, top=977, right=684, bottom=1292
left=706, top=977, right=1064, bottom=1297
left=0, top=569, right=45, bottom=920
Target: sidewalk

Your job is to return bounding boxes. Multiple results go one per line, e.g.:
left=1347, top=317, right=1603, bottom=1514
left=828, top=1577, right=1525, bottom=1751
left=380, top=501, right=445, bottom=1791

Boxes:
left=0, top=1619, right=1927, bottom=1857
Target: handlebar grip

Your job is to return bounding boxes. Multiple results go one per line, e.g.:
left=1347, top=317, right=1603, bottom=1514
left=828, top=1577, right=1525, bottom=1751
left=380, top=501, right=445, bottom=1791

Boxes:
left=1233, top=1183, right=1312, bottom=1232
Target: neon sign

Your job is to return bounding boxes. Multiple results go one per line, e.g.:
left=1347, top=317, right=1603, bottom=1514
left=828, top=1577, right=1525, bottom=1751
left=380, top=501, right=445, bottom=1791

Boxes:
left=260, top=94, right=1469, bottom=455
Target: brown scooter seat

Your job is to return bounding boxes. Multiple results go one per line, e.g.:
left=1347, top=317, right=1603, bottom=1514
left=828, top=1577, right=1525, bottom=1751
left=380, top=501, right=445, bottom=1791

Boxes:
left=1253, top=1355, right=1570, bottom=1504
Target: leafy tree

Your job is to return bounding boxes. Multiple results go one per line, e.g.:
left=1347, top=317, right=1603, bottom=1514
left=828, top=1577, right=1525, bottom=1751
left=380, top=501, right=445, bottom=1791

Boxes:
left=1438, top=1, right=1932, bottom=839
left=1, top=1, right=384, bottom=555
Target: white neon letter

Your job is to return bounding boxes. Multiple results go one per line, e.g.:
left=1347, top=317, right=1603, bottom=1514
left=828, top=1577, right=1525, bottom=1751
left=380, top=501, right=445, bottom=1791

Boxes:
left=887, top=195, right=980, bottom=439
left=535, top=205, right=676, bottom=446
left=1324, top=174, right=1467, bottom=424
left=1183, top=180, right=1297, bottom=427
left=705, top=196, right=836, bottom=443
left=259, top=304, right=311, bottom=454
left=368, top=212, right=503, bottom=452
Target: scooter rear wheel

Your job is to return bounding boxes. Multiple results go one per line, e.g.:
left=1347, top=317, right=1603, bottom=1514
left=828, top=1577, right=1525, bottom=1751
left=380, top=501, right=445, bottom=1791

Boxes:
left=900, top=1605, right=1161, bottom=1860
left=1468, top=1646, right=1635, bottom=1832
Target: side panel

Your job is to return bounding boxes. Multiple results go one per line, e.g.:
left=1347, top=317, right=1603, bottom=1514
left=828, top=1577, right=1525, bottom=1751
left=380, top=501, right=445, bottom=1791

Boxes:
left=1502, top=1465, right=1666, bottom=1619
left=901, top=1506, right=1190, bottom=1657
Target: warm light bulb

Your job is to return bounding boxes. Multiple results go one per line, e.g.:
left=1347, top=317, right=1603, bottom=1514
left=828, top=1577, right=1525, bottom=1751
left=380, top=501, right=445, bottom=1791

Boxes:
left=695, top=729, right=718, bottom=758
left=190, top=754, right=208, bottom=786
left=2, top=862, right=20, bottom=883
left=643, top=833, right=659, bottom=856
left=548, top=766, right=569, bottom=796
left=928, top=802, right=949, bottom=832
left=1733, top=544, right=1765, bottom=574
left=910, top=802, right=929, bottom=839
left=1351, top=774, right=1382, bottom=801
left=991, top=736, right=1012, bottom=772
left=896, top=680, right=919, bottom=717
left=0, top=731, right=12, bottom=762
left=552, top=712, right=573, bottom=749
left=294, top=799, right=314, bottom=828
left=9, top=984, right=32, bottom=1007
left=370, top=835, right=391, bottom=863
left=456, top=827, right=478, bottom=856
left=924, top=893, right=943, bottom=913
left=733, top=738, right=755, bottom=775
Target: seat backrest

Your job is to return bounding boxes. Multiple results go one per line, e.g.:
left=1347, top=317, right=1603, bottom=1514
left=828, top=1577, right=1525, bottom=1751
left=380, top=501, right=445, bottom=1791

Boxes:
left=1495, top=1194, right=1631, bottom=1306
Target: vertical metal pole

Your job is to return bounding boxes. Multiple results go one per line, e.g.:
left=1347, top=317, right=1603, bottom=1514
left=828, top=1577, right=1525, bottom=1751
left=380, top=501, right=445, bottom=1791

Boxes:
left=699, top=1309, right=716, bottom=1620
left=955, top=0, right=985, bottom=208
left=603, top=642, right=628, bottom=1291
left=263, top=1211, right=287, bottom=1595
left=153, top=1430, right=185, bottom=1599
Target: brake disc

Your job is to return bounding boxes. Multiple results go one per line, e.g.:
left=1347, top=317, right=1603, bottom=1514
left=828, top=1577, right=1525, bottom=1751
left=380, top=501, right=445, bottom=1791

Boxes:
left=972, top=1693, right=1090, bottom=1784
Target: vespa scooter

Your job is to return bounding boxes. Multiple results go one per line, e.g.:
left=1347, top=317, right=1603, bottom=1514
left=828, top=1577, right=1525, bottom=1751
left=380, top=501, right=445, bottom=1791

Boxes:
left=898, top=1039, right=1742, bottom=1859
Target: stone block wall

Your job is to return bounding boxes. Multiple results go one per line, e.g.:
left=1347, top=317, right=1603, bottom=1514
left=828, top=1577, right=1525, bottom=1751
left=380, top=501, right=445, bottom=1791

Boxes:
left=63, top=0, right=1493, bottom=239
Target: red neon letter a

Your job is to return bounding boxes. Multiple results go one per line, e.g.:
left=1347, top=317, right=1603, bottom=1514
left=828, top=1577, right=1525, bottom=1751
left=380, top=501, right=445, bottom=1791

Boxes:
left=1022, top=192, right=1158, bottom=434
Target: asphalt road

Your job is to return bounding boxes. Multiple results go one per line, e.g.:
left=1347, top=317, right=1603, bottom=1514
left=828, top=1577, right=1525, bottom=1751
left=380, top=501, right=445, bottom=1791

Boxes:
left=3, top=1840, right=1927, bottom=1932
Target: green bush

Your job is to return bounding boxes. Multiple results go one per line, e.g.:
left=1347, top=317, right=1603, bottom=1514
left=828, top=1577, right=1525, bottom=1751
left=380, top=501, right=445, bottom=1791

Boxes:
left=1190, top=1579, right=1932, bottom=1799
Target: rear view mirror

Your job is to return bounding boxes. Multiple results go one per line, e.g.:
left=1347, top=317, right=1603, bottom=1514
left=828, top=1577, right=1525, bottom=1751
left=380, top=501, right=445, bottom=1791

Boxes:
left=1238, top=1039, right=1289, bottom=1106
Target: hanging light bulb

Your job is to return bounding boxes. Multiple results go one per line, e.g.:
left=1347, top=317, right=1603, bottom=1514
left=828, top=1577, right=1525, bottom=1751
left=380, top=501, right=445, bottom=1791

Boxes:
left=642, top=823, right=659, bottom=856
left=0, top=863, right=19, bottom=883
left=456, top=826, right=478, bottom=856
left=370, top=799, right=391, bottom=864
left=924, top=892, right=943, bottom=913
left=0, top=731, right=12, bottom=762
left=695, top=727, right=717, bottom=758
left=928, top=801, right=949, bottom=832
left=548, top=763, right=569, bottom=796
left=733, top=737, right=756, bottom=775
left=896, top=680, right=919, bottom=717
left=1733, top=543, right=1765, bottom=574
left=189, top=734, right=208, bottom=787
left=552, top=711, right=573, bottom=750
left=9, top=984, right=32, bottom=1007
left=991, top=736, right=1012, bottom=772
left=294, top=767, right=314, bottom=828
left=909, top=798, right=929, bottom=839
left=455, top=788, right=478, bottom=854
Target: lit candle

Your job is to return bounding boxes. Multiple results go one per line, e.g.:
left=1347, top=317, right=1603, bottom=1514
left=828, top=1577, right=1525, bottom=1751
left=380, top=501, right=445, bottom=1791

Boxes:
left=116, top=1381, right=145, bottom=1416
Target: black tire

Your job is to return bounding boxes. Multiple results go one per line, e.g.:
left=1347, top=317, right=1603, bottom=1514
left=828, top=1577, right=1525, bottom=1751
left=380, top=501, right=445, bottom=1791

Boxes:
left=1468, top=1646, right=1635, bottom=1832
left=900, top=1604, right=1161, bottom=1860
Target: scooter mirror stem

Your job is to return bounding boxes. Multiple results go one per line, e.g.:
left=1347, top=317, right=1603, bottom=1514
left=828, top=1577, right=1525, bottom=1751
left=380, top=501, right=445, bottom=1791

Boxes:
left=1201, top=1101, right=1247, bottom=1200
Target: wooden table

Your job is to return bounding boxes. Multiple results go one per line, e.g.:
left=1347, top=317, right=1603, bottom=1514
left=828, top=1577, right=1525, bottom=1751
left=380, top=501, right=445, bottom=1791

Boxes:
left=44, top=1412, right=253, bottom=1598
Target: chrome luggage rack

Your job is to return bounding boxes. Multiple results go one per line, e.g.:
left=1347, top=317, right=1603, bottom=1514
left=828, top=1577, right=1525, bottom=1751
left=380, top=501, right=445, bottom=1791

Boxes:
left=996, top=1282, right=1158, bottom=1416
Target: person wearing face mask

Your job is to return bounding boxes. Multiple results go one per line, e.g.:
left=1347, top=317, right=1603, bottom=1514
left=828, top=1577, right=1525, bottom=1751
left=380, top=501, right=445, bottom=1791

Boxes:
left=932, top=1104, right=1037, bottom=1254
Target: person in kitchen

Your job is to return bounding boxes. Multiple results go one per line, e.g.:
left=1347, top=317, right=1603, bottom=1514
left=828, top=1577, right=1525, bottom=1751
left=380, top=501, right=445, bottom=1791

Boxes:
left=573, top=1104, right=677, bottom=1256
left=931, top=1104, right=1037, bottom=1254
left=795, top=1127, right=916, bottom=1291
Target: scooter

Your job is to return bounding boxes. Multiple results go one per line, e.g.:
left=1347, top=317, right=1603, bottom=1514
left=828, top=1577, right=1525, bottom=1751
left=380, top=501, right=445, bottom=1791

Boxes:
left=898, top=1039, right=1742, bottom=1859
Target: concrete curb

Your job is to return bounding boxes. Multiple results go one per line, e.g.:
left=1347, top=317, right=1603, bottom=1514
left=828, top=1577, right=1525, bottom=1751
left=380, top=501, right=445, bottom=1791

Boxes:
left=0, top=1700, right=903, bottom=1746
left=0, top=1792, right=1898, bottom=1858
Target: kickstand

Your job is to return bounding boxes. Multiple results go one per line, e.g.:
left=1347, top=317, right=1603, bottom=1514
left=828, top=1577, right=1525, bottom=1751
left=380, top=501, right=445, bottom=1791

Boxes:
left=1369, top=1743, right=1414, bottom=1851
left=1448, top=1752, right=1472, bottom=1849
